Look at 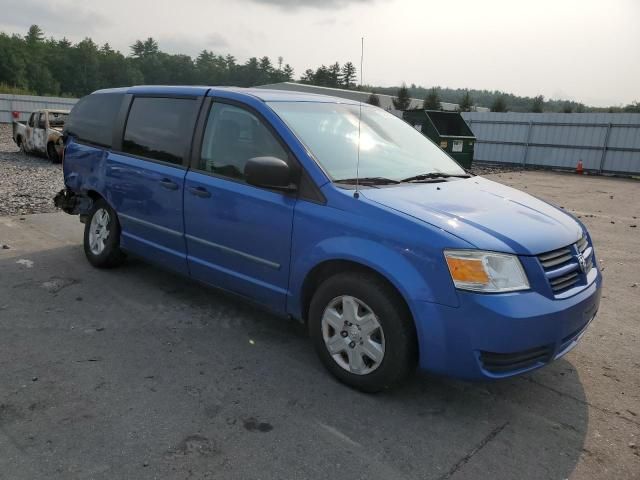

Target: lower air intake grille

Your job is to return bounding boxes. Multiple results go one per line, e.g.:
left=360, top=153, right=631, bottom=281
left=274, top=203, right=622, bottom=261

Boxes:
left=479, top=346, right=552, bottom=374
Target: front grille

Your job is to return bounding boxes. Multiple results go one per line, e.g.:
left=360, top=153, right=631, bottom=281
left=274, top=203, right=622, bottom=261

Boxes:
left=537, top=235, right=593, bottom=295
left=479, top=345, right=552, bottom=374
left=538, top=248, right=572, bottom=269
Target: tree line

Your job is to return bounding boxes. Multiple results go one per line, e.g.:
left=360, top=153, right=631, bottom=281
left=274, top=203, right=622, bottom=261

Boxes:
left=0, top=25, right=295, bottom=97
left=1, top=25, right=637, bottom=113
left=368, top=83, right=640, bottom=113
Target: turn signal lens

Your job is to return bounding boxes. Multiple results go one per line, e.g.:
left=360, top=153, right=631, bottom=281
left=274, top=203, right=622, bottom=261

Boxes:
left=444, top=250, right=530, bottom=293
left=445, top=257, right=489, bottom=284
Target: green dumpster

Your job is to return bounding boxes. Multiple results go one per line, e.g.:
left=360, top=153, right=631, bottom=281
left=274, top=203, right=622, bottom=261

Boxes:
left=402, top=109, right=475, bottom=169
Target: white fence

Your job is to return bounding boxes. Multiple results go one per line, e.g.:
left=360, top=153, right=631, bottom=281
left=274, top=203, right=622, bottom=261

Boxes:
left=0, top=94, right=78, bottom=123
left=461, top=112, right=640, bottom=175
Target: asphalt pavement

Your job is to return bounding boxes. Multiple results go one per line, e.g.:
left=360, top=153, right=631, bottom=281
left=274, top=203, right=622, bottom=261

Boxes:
left=0, top=171, right=638, bottom=479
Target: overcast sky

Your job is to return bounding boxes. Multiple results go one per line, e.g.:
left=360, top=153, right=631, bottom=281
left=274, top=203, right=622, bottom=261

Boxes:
left=1, top=0, right=638, bottom=106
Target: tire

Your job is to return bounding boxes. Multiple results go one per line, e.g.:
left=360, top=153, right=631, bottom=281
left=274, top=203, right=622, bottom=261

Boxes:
left=47, top=142, right=60, bottom=163
left=83, top=199, right=126, bottom=268
left=17, top=136, right=26, bottom=154
left=308, top=271, right=418, bottom=392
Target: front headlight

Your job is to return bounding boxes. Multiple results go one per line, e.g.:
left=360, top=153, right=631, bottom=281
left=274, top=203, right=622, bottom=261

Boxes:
left=444, top=250, right=530, bottom=293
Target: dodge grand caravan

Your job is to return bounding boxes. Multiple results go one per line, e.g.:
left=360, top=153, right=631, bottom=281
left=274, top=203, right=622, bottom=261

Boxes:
left=56, top=86, right=602, bottom=392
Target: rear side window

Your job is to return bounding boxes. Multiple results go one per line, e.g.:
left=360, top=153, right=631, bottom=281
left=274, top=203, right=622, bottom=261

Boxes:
left=123, top=97, right=195, bottom=165
left=65, top=93, right=124, bottom=148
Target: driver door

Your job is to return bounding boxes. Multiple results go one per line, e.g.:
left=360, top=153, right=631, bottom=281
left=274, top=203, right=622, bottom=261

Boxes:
left=184, top=101, right=297, bottom=313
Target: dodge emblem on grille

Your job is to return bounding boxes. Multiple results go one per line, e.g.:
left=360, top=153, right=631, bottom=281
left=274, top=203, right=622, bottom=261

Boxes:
left=577, top=253, right=588, bottom=273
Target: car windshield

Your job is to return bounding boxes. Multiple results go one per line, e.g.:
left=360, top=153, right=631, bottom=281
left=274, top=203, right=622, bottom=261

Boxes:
left=268, top=102, right=466, bottom=183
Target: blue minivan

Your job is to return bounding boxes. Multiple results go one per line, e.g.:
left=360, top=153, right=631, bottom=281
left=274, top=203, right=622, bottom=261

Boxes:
left=56, top=86, right=602, bottom=391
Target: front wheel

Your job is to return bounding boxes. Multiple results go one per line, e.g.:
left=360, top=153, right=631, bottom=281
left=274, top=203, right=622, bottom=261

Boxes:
left=83, top=199, right=125, bottom=268
left=47, top=142, right=60, bottom=163
left=308, top=272, right=418, bottom=392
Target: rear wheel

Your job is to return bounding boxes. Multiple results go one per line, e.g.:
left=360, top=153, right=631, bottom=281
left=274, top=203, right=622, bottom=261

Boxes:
left=308, top=271, right=418, bottom=392
left=47, top=142, right=60, bottom=163
left=17, top=136, right=26, bottom=154
left=83, top=199, right=126, bottom=268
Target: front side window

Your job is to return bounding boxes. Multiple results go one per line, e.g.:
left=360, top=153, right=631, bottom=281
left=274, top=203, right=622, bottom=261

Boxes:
left=269, top=102, right=466, bottom=182
left=199, top=103, right=287, bottom=180
left=123, top=97, right=195, bottom=165
left=37, top=113, right=46, bottom=129
left=28, top=113, right=36, bottom=127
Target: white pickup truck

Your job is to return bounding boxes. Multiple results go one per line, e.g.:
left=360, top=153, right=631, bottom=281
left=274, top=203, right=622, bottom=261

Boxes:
left=12, top=109, right=70, bottom=162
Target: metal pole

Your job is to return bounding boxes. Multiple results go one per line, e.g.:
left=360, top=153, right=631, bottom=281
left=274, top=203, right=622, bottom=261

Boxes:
left=599, top=123, right=612, bottom=173
left=522, top=120, right=533, bottom=167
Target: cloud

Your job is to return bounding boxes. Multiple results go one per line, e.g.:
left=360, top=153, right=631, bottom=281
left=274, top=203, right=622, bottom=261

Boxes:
left=159, top=34, right=229, bottom=57
left=242, top=0, right=380, bottom=10
left=0, top=0, right=110, bottom=35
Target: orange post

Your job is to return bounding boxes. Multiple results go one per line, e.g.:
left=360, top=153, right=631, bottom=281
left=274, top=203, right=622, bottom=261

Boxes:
left=576, top=159, right=584, bottom=174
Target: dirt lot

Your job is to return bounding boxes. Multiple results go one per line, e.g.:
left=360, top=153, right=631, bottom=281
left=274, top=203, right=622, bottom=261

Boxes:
left=0, top=165, right=638, bottom=478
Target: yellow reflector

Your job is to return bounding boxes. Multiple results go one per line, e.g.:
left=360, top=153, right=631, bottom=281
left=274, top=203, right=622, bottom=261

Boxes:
left=445, top=257, right=489, bottom=284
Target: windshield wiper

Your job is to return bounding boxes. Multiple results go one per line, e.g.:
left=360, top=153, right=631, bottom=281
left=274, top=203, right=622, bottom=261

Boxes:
left=335, top=177, right=401, bottom=186
left=400, top=172, right=472, bottom=183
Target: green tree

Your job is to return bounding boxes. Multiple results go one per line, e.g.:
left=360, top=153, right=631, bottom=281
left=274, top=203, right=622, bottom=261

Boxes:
left=25, top=25, right=44, bottom=44
left=531, top=95, right=545, bottom=113
left=130, top=37, right=159, bottom=58
left=423, top=87, right=441, bottom=110
left=367, top=92, right=380, bottom=106
left=300, top=69, right=315, bottom=84
left=392, top=83, right=411, bottom=110
left=562, top=102, right=573, bottom=113
left=0, top=33, right=27, bottom=89
left=459, top=90, right=473, bottom=112
left=623, top=101, right=640, bottom=113
left=281, top=64, right=294, bottom=81
left=341, top=62, right=356, bottom=89
left=327, top=62, right=341, bottom=87
left=490, top=95, right=508, bottom=112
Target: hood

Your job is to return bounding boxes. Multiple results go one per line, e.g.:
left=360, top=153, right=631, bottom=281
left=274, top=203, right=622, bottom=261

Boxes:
left=362, top=176, right=583, bottom=255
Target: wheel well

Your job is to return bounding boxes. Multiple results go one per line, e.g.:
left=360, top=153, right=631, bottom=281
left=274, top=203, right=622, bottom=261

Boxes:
left=300, top=260, right=412, bottom=324
left=77, top=190, right=104, bottom=222
left=16, top=135, right=22, bottom=145
left=87, top=190, right=102, bottom=202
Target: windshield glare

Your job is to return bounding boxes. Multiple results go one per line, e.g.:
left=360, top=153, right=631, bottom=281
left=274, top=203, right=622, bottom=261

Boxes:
left=268, top=102, right=466, bottom=182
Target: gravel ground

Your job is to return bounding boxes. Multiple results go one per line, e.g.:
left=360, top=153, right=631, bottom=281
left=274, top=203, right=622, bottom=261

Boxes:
left=469, top=163, right=523, bottom=175
left=0, top=124, right=63, bottom=216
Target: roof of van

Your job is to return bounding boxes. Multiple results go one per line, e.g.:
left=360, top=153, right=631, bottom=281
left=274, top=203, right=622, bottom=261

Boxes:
left=92, top=85, right=361, bottom=105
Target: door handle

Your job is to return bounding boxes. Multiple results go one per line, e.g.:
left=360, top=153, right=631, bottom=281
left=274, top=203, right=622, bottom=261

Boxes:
left=188, top=186, right=211, bottom=198
left=159, top=178, right=179, bottom=190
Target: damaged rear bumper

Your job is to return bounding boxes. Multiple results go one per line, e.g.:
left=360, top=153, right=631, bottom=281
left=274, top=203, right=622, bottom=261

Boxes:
left=54, top=188, right=92, bottom=220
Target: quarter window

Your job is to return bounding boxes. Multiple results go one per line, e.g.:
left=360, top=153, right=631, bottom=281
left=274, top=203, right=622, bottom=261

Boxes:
left=199, top=103, right=287, bottom=180
left=65, top=92, right=124, bottom=148
left=123, top=97, right=195, bottom=165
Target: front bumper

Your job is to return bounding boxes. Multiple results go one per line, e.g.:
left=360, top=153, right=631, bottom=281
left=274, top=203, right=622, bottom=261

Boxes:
left=413, top=269, right=602, bottom=380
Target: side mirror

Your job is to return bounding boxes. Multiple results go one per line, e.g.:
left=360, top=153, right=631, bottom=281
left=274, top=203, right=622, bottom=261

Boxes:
left=245, top=156, right=296, bottom=192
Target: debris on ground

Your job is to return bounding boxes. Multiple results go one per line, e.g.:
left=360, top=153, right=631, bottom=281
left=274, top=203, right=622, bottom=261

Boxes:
left=469, top=163, right=523, bottom=175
